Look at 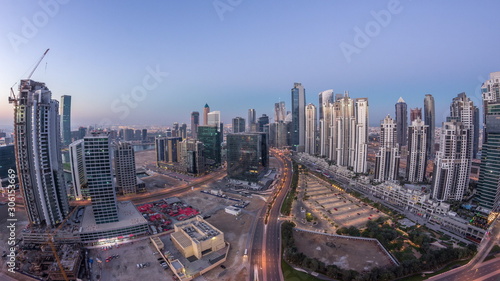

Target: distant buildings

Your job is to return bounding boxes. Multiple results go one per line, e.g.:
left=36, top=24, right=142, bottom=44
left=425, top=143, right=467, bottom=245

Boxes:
left=180, top=139, right=205, bottom=175
left=257, top=114, right=269, bottom=133
left=406, top=118, right=428, bottom=183
left=274, top=101, right=286, bottom=122
left=0, top=145, right=15, bottom=181
left=248, top=108, right=256, bottom=132
left=227, top=132, right=268, bottom=182
left=232, top=117, right=245, bottom=133
left=203, top=103, right=210, bottom=125
left=291, top=82, right=306, bottom=152
left=478, top=72, right=500, bottom=212
left=11, top=79, right=69, bottom=226
left=60, top=95, right=71, bottom=145
left=305, top=103, right=316, bottom=155
left=114, top=142, right=137, bottom=195
left=395, top=97, right=408, bottom=147
left=156, top=137, right=182, bottom=163
left=375, top=115, right=400, bottom=182
left=424, top=94, right=435, bottom=159
left=410, top=107, right=422, bottom=122
left=191, top=111, right=200, bottom=139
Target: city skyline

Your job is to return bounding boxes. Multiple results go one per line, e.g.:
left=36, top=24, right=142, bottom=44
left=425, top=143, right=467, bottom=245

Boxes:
left=1, top=1, right=500, bottom=129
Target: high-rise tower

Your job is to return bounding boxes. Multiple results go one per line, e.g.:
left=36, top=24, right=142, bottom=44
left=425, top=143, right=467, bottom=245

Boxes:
left=291, top=82, right=306, bottom=152
left=84, top=132, right=119, bottom=224
left=395, top=97, right=408, bottom=147
left=375, top=115, right=400, bottom=182
left=203, top=103, right=210, bottom=125
left=424, top=94, right=435, bottom=159
left=478, top=72, right=500, bottom=212
left=354, top=98, right=369, bottom=174
left=60, top=95, right=71, bottom=145
left=305, top=104, right=316, bottom=155
left=232, top=117, right=246, bottom=133
left=406, top=118, right=428, bottom=183
left=114, top=142, right=137, bottom=195
left=318, top=90, right=334, bottom=157
left=11, top=79, right=69, bottom=226
left=248, top=109, right=256, bottom=132
left=274, top=101, right=286, bottom=122
left=410, top=108, right=422, bottom=122
left=191, top=111, right=200, bottom=139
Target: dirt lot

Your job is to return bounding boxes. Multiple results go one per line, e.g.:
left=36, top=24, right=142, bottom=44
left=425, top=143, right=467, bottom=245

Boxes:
left=178, top=189, right=266, bottom=281
left=293, top=229, right=394, bottom=272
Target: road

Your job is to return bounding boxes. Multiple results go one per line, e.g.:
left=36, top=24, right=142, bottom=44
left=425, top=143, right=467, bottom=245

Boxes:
left=69, top=169, right=226, bottom=206
left=249, top=149, right=293, bottom=281
left=427, top=218, right=500, bottom=281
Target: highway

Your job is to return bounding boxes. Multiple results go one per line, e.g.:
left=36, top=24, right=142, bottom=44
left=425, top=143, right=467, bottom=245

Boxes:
left=249, top=149, right=293, bottom=281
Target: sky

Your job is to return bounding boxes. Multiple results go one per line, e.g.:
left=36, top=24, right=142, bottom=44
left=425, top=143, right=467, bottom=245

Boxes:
left=1, top=0, right=500, bottom=131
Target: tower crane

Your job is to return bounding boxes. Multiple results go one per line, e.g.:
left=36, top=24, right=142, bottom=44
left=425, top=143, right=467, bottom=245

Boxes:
left=9, top=48, right=50, bottom=103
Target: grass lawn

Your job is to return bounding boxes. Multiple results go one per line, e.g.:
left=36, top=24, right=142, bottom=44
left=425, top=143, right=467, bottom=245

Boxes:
left=281, top=259, right=323, bottom=281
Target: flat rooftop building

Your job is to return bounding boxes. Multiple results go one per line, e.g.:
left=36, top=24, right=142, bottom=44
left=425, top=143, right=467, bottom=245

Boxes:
left=79, top=201, right=148, bottom=244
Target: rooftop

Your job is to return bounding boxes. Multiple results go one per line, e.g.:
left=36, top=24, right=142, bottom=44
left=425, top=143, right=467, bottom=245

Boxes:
left=80, top=201, right=147, bottom=234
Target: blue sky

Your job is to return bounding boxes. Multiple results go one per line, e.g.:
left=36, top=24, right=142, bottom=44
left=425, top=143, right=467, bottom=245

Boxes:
left=1, top=0, right=499, bottom=130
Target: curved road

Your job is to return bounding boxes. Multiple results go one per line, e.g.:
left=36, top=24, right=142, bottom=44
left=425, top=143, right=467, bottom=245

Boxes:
left=249, top=149, right=293, bottom=281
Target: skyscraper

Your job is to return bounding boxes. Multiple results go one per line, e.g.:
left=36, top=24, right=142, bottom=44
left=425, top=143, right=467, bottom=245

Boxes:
left=478, top=72, right=500, bottom=212
left=353, top=98, right=369, bottom=174
left=208, top=111, right=221, bottom=129
left=203, top=103, right=210, bottom=125
left=227, top=132, right=268, bottom=182
left=257, top=114, right=269, bottom=132
left=406, top=118, right=428, bottom=183
left=10, top=79, right=69, bottom=226
left=180, top=123, right=187, bottom=139
left=375, top=115, right=400, bottom=182
left=60, top=95, right=71, bottom=145
left=69, top=139, right=86, bottom=200
left=83, top=132, right=119, bottom=224
left=432, top=121, right=471, bottom=201
left=114, top=142, right=137, bottom=195
left=155, top=137, right=182, bottom=163
left=410, top=108, right=422, bottom=122
left=248, top=109, right=256, bottom=132
left=232, top=117, right=246, bottom=133
left=291, top=82, right=306, bottom=152
left=191, top=111, right=200, bottom=139
left=305, top=104, right=317, bottom=155
left=395, top=97, right=408, bottom=147
left=197, top=125, right=222, bottom=166
left=424, top=94, right=435, bottom=159
left=318, top=90, right=334, bottom=157
left=274, top=101, right=286, bottom=122
left=332, top=92, right=355, bottom=167
left=179, top=139, right=205, bottom=175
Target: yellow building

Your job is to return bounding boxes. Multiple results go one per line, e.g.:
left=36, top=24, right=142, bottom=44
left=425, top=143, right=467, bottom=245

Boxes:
left=171, top=215, right=225, bottom=259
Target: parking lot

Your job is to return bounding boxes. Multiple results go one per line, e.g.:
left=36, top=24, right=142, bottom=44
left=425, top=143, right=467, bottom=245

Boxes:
left=294, top=174, right=386, bottom=231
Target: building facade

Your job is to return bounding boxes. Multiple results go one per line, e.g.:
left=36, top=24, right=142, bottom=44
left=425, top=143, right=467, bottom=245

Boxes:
left=410, top=107, right=422, bottom=122
left=406, top=118, right=428, bottom=183
left=248, top=109, right=256, bottom=132
left=197, top=125, right=221, bottom=166
left=478, top=72, right=500, bottom=212
left=424, top=94, right=435, bottom=159
left=69, top=139, right=86, bottom=200
left=232, top=117, right=246, bottom=133
left=226, top=133, right=268, bottom=182
left=305, top=103, right=317, bottom=155
left=375, top=115, right=400, bottom=182
left=180, top=139, right=205, bottom=175
left=191, top=111, right=200, bottom=139
left=395, top=97, right=408, bottom=147
left=291, top=82, right=306, bottom=152
left=11, top=79, right=69, bottom=226
left=83, top=132, right=119, bottom=224
left=114, top=142, right=137, bottom=195
left=60, top=95, right=71, bottom=145
left=318, top=90, right=334, bottom=157
left=203, top=104, right=210, bottom=126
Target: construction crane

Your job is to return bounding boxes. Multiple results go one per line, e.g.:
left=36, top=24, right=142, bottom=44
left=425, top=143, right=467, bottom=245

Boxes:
left=9, top=48, right=50, bottom=103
